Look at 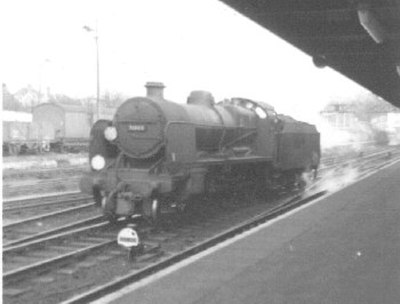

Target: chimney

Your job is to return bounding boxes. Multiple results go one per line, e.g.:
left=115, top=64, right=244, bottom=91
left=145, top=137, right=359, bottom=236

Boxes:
left=145, top=82, right=165, bottom=100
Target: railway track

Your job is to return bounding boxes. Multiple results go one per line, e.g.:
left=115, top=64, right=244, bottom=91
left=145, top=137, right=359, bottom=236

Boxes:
left=3, top=165, right=87, bottom=180
left=318, top=146, right=399, bottom=175
left=3, top=150, right=400, bottom=304
left=3, top=215, right=105, bottom=248
left=64, top=190, right=328, bottom=304
left=2, top=186, right=303, bottom=303
left=3, top=192, right=88, bottom=210
left=3, top=193, right=99, bottom=247
left=3, top=147, right=398, bottom=244
left=3, top=193, right=92, bottom=218
left=3, top=176, right=81, bottom=198
left=3, top=145, right=396, bottom=200
left=3, top=147, right=400, bottom=303
left=63, top=151, right=400, bottom=304
left=3, top=219, right=112, bottom=281
left=320, top=146, right=398, bottom=167
left=3, top=205, right=101, bottom=241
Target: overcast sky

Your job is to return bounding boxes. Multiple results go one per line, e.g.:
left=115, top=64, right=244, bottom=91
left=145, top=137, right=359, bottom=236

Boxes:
left=2, top=0, right=371, bottom=122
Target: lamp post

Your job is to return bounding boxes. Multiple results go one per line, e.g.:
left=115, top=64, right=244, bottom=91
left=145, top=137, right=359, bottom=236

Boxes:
left=83, top=23, right=100, bottom=123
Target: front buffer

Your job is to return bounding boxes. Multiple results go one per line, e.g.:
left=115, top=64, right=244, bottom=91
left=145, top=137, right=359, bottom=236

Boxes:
left=81, top=168, right=176, bottom=223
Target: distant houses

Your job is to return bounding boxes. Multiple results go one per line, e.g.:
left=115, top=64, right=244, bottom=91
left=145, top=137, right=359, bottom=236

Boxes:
left=320, top=99, right=400, bottom=145
left=320, top=103, right=359, bottom=131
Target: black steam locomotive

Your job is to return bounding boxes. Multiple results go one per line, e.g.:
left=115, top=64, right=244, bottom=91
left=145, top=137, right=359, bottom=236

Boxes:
left=80, top=82, right=320, bottom=223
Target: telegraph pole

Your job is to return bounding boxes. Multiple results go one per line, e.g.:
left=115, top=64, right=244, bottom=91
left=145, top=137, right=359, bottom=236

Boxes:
left=83, top=22, right=100, bottom=122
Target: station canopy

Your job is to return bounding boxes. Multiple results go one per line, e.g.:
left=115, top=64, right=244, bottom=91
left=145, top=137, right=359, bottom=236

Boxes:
left=220, top=0, right=400, bottom=108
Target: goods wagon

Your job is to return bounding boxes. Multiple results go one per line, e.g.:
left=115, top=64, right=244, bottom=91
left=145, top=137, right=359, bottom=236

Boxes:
left=32, top=103, right=92, bottom=151
left=3, top=104, right=116, bottom=155
left=2, top=110, right=37, bottom=155
left=32, top=103, right=115, bottom=152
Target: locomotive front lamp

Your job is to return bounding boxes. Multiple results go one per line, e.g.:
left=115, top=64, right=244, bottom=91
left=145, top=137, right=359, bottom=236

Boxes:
left=104, top=126, right=118, bottom=141
left=91, top=155, right=106, bottom=171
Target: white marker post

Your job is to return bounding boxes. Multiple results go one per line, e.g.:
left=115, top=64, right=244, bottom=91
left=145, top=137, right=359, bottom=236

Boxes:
left=117, top=226, right=143, bottom=261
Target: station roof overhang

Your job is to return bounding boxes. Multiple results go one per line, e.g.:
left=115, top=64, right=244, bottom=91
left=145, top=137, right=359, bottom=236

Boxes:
left=219, top=0, right=400, bottom=108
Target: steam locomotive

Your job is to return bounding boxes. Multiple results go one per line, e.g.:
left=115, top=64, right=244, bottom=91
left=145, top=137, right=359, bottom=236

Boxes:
left=80, top=82, right=320, bottom=223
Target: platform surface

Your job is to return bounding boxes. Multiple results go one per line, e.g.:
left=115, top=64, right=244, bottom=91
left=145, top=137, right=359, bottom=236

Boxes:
left=101, top=161, right=400, bottom=304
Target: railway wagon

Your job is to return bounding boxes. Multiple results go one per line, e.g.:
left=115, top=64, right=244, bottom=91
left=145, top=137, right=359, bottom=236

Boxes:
left=32, top=103, right=115, bottom=152
left=80, top=82, right=320, bottom=223
left=2, top=110, right=37, bottom=155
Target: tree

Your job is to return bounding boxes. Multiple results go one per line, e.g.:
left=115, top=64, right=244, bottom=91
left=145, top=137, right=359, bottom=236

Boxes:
left=351, top=92, right=399, bottom=122
left=102, top=90, right=126, bottom=108
left=2, top=83, right=25, bottom=111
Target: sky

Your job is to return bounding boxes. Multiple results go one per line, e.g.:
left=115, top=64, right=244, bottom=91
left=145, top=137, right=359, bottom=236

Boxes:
left=2, top=0, right=371, bottom=123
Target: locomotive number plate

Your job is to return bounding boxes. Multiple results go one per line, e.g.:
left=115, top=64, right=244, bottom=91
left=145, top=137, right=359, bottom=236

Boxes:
left=128, top=124, right=147, bottom=132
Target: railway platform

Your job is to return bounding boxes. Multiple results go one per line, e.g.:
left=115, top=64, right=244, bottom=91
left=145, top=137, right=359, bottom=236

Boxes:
left=97, top=160, right=400, bottom=304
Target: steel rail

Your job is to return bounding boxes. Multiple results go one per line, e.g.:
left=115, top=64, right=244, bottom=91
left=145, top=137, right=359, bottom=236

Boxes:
left=3, top=220, right=109, bottom=256
left=3, top=176, right=80, bottom=192
left=3, top=193, right=92, bottom=211
left=3, top=165, right=86, bottom=176
left=321, top=147, right=396, bottom=167
left=3, top=185, right=80, bottom=199
left=321, top=146, right=399, bottom=165
left=319, top=147, right=399, bottom=173
left=3, top=191, right=82, bottom=205
left=3, top=221, right=114, bottom=283
left=3, top=202, right=96, bottom=229
left=3, top=239, right=114, bottom=283
left=3, top=215, right=104, bottom=248
left=356, top=155, right=400, bottom=178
